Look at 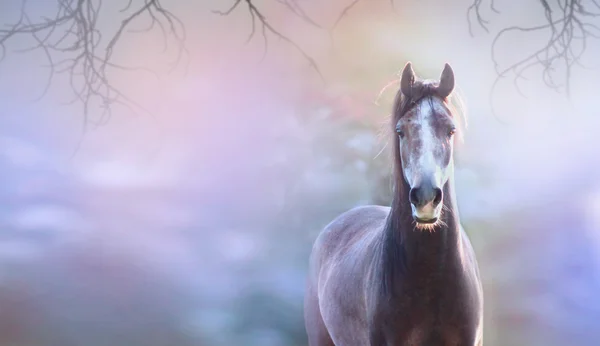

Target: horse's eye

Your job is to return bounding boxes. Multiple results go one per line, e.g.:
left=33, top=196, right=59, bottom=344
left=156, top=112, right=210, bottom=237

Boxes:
left=448, top=128, right=456, bottom=136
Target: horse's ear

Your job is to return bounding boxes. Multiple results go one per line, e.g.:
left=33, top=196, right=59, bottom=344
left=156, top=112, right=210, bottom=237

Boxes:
left=400, top=62, right=415, bottom=97
left=437, top=63, right=455, bottom=98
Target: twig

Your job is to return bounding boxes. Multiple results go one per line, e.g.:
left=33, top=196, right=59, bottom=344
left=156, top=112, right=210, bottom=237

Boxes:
left=0, top=0, right=187, bottom=133
left=213, top=0, right=324, bottom=80
left=332, top=0, right=361, bottom=32
left=469, top=0, right=599, bottom=96
left=468, top=0, right=599, bottom=124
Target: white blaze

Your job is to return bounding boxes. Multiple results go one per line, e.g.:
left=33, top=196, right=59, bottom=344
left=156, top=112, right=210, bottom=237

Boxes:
left=408, top=96, right=449, bottom=222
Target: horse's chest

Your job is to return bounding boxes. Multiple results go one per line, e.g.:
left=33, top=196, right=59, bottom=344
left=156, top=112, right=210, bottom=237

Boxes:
left=389, top=286, right=469, bottom=325
left=377, top=279, right=479, bottom=345
left=397, top=272, right=465, bottom=311
left=381, top=304, right=474, bottom=346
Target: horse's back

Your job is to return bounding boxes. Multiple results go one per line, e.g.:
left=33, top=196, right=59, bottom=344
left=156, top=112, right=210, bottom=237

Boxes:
left=305, top=205, right=389, bottom=345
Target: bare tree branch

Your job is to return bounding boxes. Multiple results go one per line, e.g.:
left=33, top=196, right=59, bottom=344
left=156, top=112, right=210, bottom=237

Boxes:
left=0, top=0, right=187, bottom=130
left=467, top=0, right=492, bottom=35
left=275, top=0, right=322, bottom=29
left=469, top=0, right=600, bottom=98
left=332, top=0, right=361, bottom=31
left=213, top=0, right=325, bottom=80
left=3, top=0, right=597, bottom=133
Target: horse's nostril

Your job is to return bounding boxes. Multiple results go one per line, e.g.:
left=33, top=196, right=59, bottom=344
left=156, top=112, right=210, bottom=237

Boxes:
left=433, top=188, right=443, bottom=206
left=409, top=187, right=420, bottom=206
left=410, top=185, right=442, bottom=207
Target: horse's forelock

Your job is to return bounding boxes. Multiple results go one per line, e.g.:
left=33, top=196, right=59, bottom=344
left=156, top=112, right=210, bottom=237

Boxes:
left=391, top=80, right=468, bottom=143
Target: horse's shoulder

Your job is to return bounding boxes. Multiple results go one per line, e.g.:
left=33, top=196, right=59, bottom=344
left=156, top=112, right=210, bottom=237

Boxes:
left=334, top=205, right=390, bottom=226
left=349, top=204, right=391, bottom=219
left=312, top=205, right=388, bottom=258
left=323, top=205, right=389, bottom=236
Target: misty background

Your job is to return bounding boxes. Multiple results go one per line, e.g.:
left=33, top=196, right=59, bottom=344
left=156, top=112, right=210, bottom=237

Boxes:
left=1, top=0, right=600, bottom=345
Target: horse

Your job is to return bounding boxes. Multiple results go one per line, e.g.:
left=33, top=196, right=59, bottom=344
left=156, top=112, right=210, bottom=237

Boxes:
left=303, top=62, right=484, bottom=345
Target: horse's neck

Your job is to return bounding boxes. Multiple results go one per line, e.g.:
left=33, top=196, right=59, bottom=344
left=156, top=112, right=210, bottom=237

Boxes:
left=378, top=177, right=462, bottom=294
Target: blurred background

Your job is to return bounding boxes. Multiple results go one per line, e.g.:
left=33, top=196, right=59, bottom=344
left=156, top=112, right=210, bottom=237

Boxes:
left=1, top=0, right=600, bottom=345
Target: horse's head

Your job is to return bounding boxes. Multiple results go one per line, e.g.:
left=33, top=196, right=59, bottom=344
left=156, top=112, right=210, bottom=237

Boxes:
left=394, top=62, right=458, bottom=225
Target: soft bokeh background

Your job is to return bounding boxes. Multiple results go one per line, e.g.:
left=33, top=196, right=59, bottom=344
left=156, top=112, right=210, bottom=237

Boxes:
left=1, top=0, right=600, bottom=345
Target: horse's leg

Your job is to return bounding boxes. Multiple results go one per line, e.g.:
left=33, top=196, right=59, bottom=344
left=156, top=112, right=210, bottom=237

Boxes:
left=304, top=288, right=334, bottom=346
